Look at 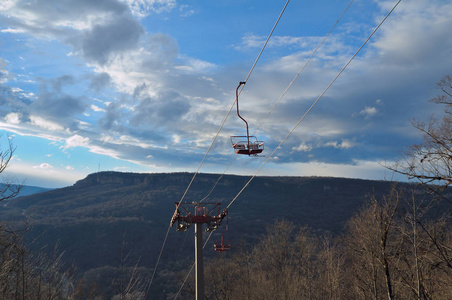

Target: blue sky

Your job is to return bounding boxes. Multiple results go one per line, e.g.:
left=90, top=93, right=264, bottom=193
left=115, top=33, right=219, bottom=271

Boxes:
left=0, top=0, right=451, bottom=188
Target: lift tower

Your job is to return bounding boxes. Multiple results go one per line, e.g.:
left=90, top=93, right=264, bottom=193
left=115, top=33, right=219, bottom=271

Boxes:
left=170, top=202, right=228, bottom=300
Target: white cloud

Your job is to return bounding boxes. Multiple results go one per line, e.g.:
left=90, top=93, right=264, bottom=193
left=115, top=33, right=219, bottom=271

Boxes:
left=324, top=140, right=355, bottom=149
left=340, top=140, right=355, bottom=149
left=0, top=0, right=15, bottom=10
left=359, top=106, right=378, bottom=118
left=113, top=166, right=129, bottom=171
left=90, top=104, right=105, bottom=112
left=175, top=56, right=217, bottom=73
left=0, top=28, right=25, bottom=33
left=172, top=134, right=181, bottom=144
left=119, top=135, right=140, bottom=143
left=89, top=145, right=121, bottom=159
left=62, top=134, right=90, bottom=150
left=179, top=5, right=195, bottom=17
left=265, top=159, right=401, bottom=181
left=120, top=0, right=176, bottom=17
left=5, top=113, right=21, bottom=124
left=369, top=0, right=452, bottom=69
left=11, top=87, right=23, bottom=93
left=4, top=161, right=87, bottom=188
left=29, top=115, right=64, bottom=131
left=33, top=163, right=53, bottom=169
left=292, top=143, right=312, bottom=152
left=1, top=0, right=451, bottom=186
left=236, top=34, right=321, bottom=51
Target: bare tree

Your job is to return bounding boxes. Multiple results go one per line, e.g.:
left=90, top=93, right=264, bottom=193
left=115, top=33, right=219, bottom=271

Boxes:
left=387, top=75, right=452, bottom=204
left=205, top=220, right=322, bottom=300
left=343, top=186, right=452, bottom=300
left=0, top=137, right=86, bottom=299
left=111, top=236, right=147, bottom=300
left=204, top=252, right=243, bottom=300
left=316, top=233, right=344, bottom=300
left=344, top=187, right=401, bottom=300
left=384, top=75, right=452, bottom=297
left=0, top=136, right=22, bottom=202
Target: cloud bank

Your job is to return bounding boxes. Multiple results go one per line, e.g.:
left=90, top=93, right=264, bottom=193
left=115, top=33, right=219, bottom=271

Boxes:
left=0, top=0, right=451, bottom=186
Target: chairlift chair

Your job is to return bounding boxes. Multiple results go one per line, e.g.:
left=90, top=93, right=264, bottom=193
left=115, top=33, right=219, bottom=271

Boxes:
left=214, top=237, right=231, bottom=252
left=214, top=211, right=230, bottom=252
left=231, top=135, right=264, bottom=155
left=230, top=81, right=264, bottom=156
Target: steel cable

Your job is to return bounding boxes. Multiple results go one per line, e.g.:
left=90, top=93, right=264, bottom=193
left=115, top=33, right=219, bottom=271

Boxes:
left=227, top=0, right=402, bottom=210
left=147, top=0, right=291, bottom=291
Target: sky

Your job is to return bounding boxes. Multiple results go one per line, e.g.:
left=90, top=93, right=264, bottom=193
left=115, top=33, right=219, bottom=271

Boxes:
left=0, top=0, right=451, bottom=188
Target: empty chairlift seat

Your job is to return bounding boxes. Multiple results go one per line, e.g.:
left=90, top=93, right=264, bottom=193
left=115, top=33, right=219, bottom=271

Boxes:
left=231, top=136, right=264, bottom=156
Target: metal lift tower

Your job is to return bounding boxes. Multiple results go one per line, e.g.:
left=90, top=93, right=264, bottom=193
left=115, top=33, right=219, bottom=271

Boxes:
left=170, top=202, right=228, bottom=300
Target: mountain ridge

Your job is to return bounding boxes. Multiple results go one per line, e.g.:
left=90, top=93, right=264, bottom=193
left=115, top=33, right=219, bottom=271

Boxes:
left=0, top=171, right=421, bottom=298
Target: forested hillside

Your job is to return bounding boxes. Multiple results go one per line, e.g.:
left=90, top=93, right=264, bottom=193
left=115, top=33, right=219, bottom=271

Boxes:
left=2, top=171, right=449, bottom=299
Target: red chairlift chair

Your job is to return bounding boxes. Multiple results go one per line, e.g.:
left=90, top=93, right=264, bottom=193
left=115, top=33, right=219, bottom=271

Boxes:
left=230, top=81, right=264, bottom=156
left=231, top=135, right=264, bottom=156
left=214, top=235, right=231, bottom=252
left=214, top=213, right=231, bottom=252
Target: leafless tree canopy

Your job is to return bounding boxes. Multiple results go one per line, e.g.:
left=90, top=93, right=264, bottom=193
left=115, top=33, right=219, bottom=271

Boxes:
left=388, top=75, right=452, bottom=203
left=0, top=137, right=82, bottom=299
left=0, top=136, right=22, bottom=202
left=195, top=187, right=452, bottom=300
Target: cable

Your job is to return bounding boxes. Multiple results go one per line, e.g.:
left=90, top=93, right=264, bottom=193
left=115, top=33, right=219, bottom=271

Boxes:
left=173, top=231, right=215, bottom=299
left=244, top=0, right=291, bottom=84
left=200, top=0, right=356, bottom=206
left=199, top=157, right=237, bottom=203
left=197, top=0, right=355, bottom=211
left=174, top=263, right=194, bottom=299
left=172, top=1, right=402, bottom=297
left=256, top=0, right=355, bottom=132
left=227, top=0, right=402, bottom=210
left=180, top=0, right=291, bottom=201
left=168, top=5, right=359, bottom=291
left=146, top=225, right=171, bottom=294
left=147, top=0, right=291, bottom=290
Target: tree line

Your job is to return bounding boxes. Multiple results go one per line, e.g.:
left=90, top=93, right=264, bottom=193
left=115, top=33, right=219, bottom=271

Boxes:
left=198, top=186, right=451, bottom=300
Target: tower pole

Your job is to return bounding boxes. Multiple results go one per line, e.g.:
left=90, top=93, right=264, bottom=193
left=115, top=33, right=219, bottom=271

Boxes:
left=170, top=202, right=228, bottom=299
left=195, top=222, right=205, bottom=300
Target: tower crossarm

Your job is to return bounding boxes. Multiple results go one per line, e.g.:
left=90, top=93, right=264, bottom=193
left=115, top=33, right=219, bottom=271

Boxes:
left=170, top=203, right=228, bottom=229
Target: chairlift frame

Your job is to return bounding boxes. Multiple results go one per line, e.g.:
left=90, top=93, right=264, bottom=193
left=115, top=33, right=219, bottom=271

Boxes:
left=170, top=202, right=227, bottom=232
left=214, top=212, right=231, bottom=252
left=170, top=202, right=231, bottom=252
left=231, top=135, right=264, bottom=156
left=230, top=81, right=264, bottom=156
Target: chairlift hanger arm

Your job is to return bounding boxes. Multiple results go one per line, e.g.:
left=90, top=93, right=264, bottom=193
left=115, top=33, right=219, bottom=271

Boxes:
left=231, top=81, right=264, bottom=155
left=235, top=81, right=250, bottom=144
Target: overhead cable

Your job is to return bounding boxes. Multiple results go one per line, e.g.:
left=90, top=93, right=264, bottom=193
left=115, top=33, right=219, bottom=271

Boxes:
left=147, top=0, right=291, bottom=290
left=202, top=0, right=355, bottom=206
left=170, top=1, right=403, bottom=295
left=227, top=0, right=402, bottom=210
left=173, top=231, right=215, bottom=299
left=178, top=0, right=291, bottom=203
left=256, top=0, right=355, bottom=132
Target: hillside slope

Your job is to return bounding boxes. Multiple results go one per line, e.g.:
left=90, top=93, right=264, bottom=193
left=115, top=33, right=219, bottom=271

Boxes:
left=0, top=172, right=414, bottom=297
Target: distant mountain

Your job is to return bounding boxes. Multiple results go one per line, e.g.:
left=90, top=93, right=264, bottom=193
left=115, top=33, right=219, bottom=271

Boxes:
left=0, top=172, right=422, bottom=298
left=19, top=185, right=53, bottom=196
left=0, top=184, right=52, bottom=199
